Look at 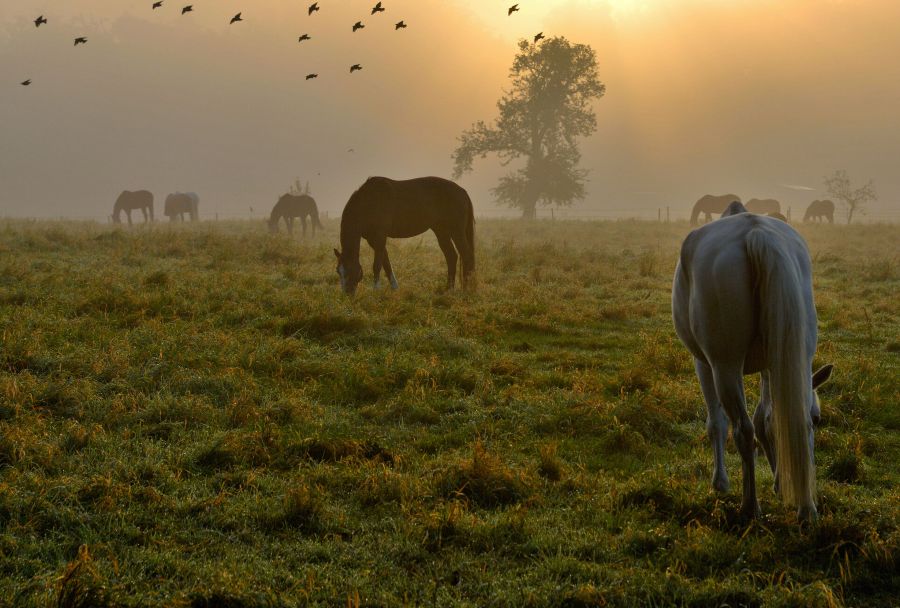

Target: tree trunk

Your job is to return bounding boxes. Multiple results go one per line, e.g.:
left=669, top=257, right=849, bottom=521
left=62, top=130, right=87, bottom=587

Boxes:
left=847, top=204, right=855, bottom=225
left=520, top=193, right=539, bottom=219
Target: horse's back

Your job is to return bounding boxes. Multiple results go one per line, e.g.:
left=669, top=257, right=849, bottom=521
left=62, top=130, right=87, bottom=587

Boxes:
left=674, top=214, right=811, bottom=371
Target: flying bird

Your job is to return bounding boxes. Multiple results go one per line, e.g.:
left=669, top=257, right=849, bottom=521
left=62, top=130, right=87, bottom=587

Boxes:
left=21, top=79, right=32, bottom=86
left=350, top=64, right=362, bottom=73
left=352, top=21, right=365, bottom=32
left=74, top=37, right=88, bottom=46
left=230, top=13, right=242, bottom=24
left=371, top=2, right=385, bottom=15
left=308, top=3, right=319, bottom=15
left=152, top=1, right=163, bottom=9
left=395, top=21, right=407, bottom=30
left=34, top=15, right=48, bottom=27
left=182, top=5, right=192, bottom=15
left=298, top=34, right=311, bottom=42
left=306, top=73, right=318, bottom=80
left=534, top=32, right=544, bottom=43
left=508, top=4, right=519, bottom=16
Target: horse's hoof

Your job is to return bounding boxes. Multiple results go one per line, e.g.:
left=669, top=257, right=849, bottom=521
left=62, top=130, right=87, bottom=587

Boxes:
left=712, top=474, right=730, bottom=493
left=797, top=505, right=818, bottom=524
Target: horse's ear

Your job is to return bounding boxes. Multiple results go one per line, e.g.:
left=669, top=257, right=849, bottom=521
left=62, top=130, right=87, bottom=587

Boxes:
left=812, top=364, right=834, bottom=389
left=334, top=248, right=341, bottom=260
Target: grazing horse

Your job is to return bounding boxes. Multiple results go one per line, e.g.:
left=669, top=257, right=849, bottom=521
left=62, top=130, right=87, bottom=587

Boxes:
left=164, top=192, right=199, bottom=222
left=268, top=193, right=324, bottom=237
left=113, top=190, right=154, bottom=225
left=804, top=200, right=835, bottom=223
left=334, top=176, right=475, bottom=295
left=690, top=194, right=741, bottom=225
left=673, top=213, right=833, bottom=521
left=745, top=198, right=782, bottom=215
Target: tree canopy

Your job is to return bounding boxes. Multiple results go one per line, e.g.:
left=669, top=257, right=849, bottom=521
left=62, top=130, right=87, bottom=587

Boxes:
left=452, top=37, right=605, bottom=218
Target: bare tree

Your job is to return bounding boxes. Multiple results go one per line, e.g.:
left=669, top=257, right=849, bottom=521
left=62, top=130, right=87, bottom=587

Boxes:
left=824, top=170, right=877, bottom=224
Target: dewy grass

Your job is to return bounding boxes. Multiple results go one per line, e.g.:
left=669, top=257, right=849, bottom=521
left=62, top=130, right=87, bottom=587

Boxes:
left=0, top=218, right=897, bottom=606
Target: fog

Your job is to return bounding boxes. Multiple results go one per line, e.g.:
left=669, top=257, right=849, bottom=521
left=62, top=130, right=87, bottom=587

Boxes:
left=1, top=0, right=898, bottom=221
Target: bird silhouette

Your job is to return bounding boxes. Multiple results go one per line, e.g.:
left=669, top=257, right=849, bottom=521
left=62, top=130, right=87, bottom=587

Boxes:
left=182, top=5, right=192, bottom=15
left=306, top=73, right=318, bottom=80
left=534, top=32, right=544, bottom=43
left=74, top=37, right=88, bottom=46
left=34, top=15, right=48, bottom=27
left=352, top=21, right=365, bottom=32
left=508, top=4, right=519, bottom=16
left=298, top=34, right=311, bottom=42
left=21, top=79, right=32, bottom=86
left=350, top=64, right=362, bottom=73
left=395, top=20, right=407, bottom=30
left=371, top=2, right=385, bottom=15
left=230, top=13, right=242, bottom=24
left=152, top=1, right=163, bottom=9
left=308, top=3, right=319, bottom=15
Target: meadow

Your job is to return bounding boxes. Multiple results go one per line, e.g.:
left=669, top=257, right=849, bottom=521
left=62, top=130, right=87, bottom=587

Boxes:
left=0, top=217, right=897, bottom=607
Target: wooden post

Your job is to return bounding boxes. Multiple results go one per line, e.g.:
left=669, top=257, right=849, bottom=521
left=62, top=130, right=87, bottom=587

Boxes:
left=666, top=206, right=670, bottom=223
left=658, top=208, right=661, bottom=222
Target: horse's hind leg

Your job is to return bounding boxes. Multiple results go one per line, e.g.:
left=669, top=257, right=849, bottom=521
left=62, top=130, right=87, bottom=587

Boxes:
left=696, top=359, right=729, bottom=493
left=450, top=225, right=474, bottom=288
left=713, top=366, right=760, bottom=519
left=434, top=230, right=458, bottom=290
left=753, top=371, right=778, bottom=495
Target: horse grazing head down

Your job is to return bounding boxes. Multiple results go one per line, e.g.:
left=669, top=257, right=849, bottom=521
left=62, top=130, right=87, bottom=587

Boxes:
left=334, top=249, right=363, bottom=295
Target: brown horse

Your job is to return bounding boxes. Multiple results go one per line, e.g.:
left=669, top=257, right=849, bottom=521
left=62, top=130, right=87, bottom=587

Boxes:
left=334, top=176, right=475, bottom=295
left=746, top=198, right=782, bottom=215
left=164, top=192, right=199, bottom=222
left=268, top=194, right=324, bottom=237
left=691, top=194, right=741, bottom=225
left=804, top=200, right=835, bottom=223
left=113, top=190, right=154, bottom=225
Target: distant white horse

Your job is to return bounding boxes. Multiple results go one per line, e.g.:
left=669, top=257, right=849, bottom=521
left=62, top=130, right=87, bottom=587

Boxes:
left=672, top=213, right=832, bottom=521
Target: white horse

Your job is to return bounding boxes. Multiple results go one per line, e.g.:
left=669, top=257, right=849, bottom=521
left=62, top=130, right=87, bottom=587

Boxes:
left=672, top=213, right=833, bottom=521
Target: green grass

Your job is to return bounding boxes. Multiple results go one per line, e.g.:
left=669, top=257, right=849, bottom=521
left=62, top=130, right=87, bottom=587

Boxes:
left=0, top=218, right=897, bottom=607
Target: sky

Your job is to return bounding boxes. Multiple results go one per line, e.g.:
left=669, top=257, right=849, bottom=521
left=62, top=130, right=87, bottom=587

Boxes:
left=1, top=0, right=898, bottom=221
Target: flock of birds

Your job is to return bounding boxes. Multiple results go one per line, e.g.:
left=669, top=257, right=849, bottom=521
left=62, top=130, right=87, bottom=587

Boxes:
left=19, top=2, right=541, bottom=86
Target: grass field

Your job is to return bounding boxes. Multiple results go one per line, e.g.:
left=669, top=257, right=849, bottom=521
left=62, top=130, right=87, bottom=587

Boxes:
left=0, top=218, right=898, bottom=607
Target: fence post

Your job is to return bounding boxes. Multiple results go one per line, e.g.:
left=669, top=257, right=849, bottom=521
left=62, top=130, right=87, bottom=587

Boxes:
left=658, top=208, right=661, bottom=222
left=666, top=206, right=670, bottom=223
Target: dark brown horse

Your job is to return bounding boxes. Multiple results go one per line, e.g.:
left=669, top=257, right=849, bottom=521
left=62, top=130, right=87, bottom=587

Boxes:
left=113, top=190, right=154, bottom=225
left=804, top=200, right=835, bottom=223
left=334, top=176, right=475, bottom=295
left=268, top=194, right=324, bottom=237
left=691, top=194, right=741, bottom=225
left=164, top=192, right=199, bottom=221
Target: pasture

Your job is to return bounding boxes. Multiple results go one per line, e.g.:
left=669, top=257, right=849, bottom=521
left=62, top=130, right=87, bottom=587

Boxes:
left=0, top=218, right=897, bottom=607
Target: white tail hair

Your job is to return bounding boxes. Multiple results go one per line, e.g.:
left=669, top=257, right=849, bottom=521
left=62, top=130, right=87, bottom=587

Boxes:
left=745, top=227, right=815, bottom=509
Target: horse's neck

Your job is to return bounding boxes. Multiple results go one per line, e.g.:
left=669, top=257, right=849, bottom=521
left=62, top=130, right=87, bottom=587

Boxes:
left=340, top=226, right=361, bottom=260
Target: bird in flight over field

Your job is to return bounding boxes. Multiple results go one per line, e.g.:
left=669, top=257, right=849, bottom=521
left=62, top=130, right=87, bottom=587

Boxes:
left=534, top=32, right=544, bottom=43
left=508, top=4, right=519, bottom=16
left=298, top=34, right=311, bottom=42
left=353, top=21, right=365, bottom=32
left=350, top=64, right=362, bottom=73
left=395, top=21, right=407, bottom=30
left=309, top=3, right=319, bottom=15
left=230, top=13, right=242, bottom=24
left=74, top=37, right=88, bottom=46
left=152, top=1, right=163, bottom=9
left=182, top=5, right=193, bottom=15
left=306, top=73, right=318, bottom=80
left=372, top=2, right=385, bottom=15
left=34, top=15, right=48, bottom=27
left=21, top=79, right=32, bottom=86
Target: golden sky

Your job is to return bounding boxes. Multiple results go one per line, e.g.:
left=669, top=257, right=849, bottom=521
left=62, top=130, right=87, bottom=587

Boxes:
left=1, top=0, right=898, bottom=220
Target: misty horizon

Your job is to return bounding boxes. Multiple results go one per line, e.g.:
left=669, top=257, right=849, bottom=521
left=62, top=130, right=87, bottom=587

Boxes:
left=2, top=0, right=899, bottom=222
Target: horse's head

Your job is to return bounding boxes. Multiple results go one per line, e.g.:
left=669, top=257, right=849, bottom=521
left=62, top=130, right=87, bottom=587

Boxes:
left=334, top=248, right=362, bottom=295
left=810, top=364, right=833, bottom=427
